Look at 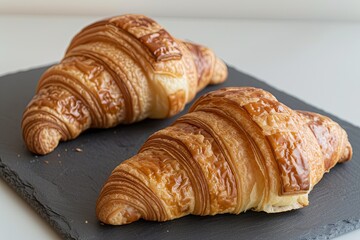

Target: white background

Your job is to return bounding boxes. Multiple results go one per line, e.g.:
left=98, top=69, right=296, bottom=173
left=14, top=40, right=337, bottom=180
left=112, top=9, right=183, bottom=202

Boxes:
left=1, top=0, right=360, bottom=21
left=1, top=1, right=360, bottom=239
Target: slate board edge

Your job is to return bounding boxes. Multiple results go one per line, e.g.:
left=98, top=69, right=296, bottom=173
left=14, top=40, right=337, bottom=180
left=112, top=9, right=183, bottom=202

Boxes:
left=0, top=65, right=359, bottom=240
left=0, top=158, right=77, bottom=240
left=302, top=219, right=360, bottom=240
left=0, top=62, right=58, bottom=79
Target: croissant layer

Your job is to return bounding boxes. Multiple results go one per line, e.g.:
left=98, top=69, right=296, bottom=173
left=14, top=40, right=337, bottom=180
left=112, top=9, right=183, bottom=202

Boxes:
left=22, top=14, right=228, bottom=155
left=96, top=87, right=352, bottom=225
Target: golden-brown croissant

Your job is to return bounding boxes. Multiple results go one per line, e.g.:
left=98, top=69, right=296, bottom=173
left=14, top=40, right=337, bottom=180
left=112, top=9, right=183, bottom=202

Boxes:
left=22, top=14, right=227, bottom=155
left=96, top=87, right=352, bottom=225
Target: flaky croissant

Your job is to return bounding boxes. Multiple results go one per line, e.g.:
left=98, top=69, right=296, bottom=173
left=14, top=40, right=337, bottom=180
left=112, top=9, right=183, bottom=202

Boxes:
left=96, top=87, right=352, bottom=225
left=22, top=14, right=227, bottom=155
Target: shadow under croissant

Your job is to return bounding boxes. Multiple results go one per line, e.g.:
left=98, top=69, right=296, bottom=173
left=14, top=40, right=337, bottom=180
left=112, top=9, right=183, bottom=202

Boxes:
left=95, top=169, right=353, bottom=240
left=96, top=210, right=304, bottom=239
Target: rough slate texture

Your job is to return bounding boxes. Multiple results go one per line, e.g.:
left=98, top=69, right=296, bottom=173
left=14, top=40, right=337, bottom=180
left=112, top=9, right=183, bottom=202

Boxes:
left=0, top=66, right=359, bottom=240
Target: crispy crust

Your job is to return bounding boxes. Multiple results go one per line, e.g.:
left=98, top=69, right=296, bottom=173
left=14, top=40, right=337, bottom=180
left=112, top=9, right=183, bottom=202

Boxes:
left=96, top=87, right=352, bottom=225
left=22, top=14, right=228, bottom=155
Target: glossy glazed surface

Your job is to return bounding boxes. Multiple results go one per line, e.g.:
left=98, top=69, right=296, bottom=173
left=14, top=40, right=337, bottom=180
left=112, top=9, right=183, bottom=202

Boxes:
left=22, top=14, right=228, bottom=155
left=96, top=87, right=352, bottom=225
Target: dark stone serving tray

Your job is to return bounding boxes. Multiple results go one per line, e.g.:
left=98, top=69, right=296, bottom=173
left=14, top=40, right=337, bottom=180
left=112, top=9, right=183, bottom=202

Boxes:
left=0, top=66, right=359, bottom=240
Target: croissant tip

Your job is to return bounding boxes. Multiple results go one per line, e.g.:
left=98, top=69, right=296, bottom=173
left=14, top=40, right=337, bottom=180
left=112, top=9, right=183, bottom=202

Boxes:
left=340, top=141, right=353, bottom=163
left=26, top=127, right=62, bottom=155
left=96, top=201, right=141, bottom=225
left=210, top=57, right=228, bottom=85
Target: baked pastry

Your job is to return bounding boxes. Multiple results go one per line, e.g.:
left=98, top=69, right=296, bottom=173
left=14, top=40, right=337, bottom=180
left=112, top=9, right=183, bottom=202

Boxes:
left=96, top=87, right=352, bottom=225
left=22, top=14, right=227, bottom=155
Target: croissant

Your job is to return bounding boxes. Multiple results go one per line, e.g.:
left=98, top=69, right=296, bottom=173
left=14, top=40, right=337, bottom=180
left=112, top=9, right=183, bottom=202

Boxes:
left=22, top=14, right=227, bottom=155
left=96, top=87, right=352, bottom=225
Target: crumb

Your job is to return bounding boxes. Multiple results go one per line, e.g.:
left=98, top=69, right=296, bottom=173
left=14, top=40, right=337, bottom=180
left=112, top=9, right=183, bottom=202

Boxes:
left=30, top=159, right=35, bottom=163
left=75, top=148, right=83, bottom=152
left=57, top=153, right=61, bottom=157
left=85, top=220, right=88, bottom=224
left=35, top=155, right=38, bottom=158
left=58, top=161, right=62, bottom=164
left=17, top=154, right=21, bottom=158
left=65, top=148, right=68, bottom=152
left=44, top=160, right=49, bottom=164
left=166, top=230, right=169, bottom=233
left=100, top=222, right=105, bottom=226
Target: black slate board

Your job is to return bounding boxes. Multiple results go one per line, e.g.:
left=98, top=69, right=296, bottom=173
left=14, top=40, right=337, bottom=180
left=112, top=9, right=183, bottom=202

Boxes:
left=0, top=66, right=359, bottom=240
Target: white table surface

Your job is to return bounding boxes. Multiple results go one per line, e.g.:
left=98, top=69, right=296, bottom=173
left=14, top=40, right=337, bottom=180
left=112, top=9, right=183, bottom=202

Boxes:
left=0, top=14, right=359, bottom=240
